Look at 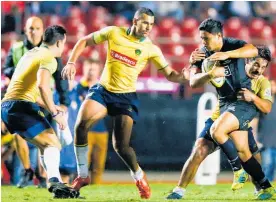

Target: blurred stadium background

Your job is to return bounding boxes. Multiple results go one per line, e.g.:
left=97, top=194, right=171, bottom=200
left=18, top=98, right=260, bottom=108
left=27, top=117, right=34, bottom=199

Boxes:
left=1, top=1, right=276, bottom=185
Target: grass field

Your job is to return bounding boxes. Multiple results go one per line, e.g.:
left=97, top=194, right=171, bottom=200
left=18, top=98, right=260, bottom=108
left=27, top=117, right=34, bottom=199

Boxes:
left=2, top=183, right=276, bottom=202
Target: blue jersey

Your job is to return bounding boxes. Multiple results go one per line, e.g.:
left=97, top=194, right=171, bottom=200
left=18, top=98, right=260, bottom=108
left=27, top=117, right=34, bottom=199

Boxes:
left=194, top=37, right=251, bottom=102
left=74, top=81, right=107, bottom=133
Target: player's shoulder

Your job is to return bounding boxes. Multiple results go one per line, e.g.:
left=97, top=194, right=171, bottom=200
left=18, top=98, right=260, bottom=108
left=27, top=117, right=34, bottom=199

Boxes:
left=108, top=26, right=126, bottom=34
left=223, top=37, right=247, bottom=45
left=257, top=75, right=270, bottom=85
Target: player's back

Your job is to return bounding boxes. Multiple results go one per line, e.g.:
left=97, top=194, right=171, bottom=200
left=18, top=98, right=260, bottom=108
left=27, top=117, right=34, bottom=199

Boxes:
left=3, top=47, right=57, bottom=103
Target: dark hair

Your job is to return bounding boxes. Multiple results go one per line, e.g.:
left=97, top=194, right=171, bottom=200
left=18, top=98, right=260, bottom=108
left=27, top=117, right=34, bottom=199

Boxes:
left=257, top=45, right=272, bottom=62
left=199, top=18, right=223, bottom=34
left=135, top=7, right=154, bottom=18
left=43, top=25, right=66, bottom=45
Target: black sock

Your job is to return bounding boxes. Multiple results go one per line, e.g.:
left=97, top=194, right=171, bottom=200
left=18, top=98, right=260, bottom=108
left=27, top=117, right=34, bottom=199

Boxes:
left=228, top=156, right=242, bottom=172
left=241, top=156, right=272, bottom=189
left=219, top=139, right=242, bottom=171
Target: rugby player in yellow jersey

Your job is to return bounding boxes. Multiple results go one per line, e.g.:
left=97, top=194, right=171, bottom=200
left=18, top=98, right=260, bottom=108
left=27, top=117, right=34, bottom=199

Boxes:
left=1, top=25, right=79, bottom=199
left=61, top=7, right=187, bottom=199
left=167, top=46, right=274, bottom=200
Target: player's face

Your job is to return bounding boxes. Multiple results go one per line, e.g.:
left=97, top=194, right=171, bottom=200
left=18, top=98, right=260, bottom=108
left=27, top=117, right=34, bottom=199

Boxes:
left=25, top=18, right=44, bottom=46
left=134, top=14, right=154, bottom=38
left=199, top=31, right=221, bottom=51
left=246, top=57, right=268, bottom=79
left=83, top=62, right=101, bottom=80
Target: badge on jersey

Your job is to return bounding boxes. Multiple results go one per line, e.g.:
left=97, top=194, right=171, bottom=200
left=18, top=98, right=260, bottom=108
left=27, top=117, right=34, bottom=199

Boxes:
left=135, top=49, right=141, bottom=56
left=264, top=88, right=272, bottom=98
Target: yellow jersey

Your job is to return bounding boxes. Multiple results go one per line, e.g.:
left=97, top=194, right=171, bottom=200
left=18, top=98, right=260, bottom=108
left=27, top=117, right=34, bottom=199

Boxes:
left=93, top=26, right=168, bottom=93
left=211, top=75, right=272, bottom=120
left=2, top=47, right=57, bottom=103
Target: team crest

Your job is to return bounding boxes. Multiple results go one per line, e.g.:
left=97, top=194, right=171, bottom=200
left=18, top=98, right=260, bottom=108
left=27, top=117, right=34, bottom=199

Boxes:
left=135, top=49, right=141, bottom=56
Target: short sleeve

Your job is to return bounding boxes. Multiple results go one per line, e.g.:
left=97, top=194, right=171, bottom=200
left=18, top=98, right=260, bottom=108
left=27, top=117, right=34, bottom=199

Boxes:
left=39, top=56, right=57, bottom=75
left=258, top=79, right=273, bottom=102
left=225, top=38, right=247, bottom=50
left=149, top=45, right=169, bottom=70
left=93, top=26, right=115, bottom=44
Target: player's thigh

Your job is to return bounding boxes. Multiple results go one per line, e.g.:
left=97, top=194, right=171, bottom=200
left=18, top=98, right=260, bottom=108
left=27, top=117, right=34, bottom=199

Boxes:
left=211, top=112, right=239, bottom=135
left=76, top=99, right=107, bottom=129
left=112, top=115, right=134, bottom=146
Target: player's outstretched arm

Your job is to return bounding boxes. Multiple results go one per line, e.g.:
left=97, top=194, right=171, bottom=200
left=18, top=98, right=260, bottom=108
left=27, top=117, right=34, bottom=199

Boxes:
left=159, top=66, right=187, bottom=83
left=68, top=33, right=95, bottom=64
left=61, top=33, right=95, bottom=80
left=209, top=44, right=258, bottom=61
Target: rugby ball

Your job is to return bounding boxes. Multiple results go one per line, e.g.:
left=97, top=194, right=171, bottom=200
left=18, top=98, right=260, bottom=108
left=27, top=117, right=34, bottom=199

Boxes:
left=201, top=58, right=225, bottom=88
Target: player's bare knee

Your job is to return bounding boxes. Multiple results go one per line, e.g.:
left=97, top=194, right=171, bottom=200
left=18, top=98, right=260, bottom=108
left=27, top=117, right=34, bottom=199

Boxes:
left=74, top=120, right=89, bottom=137
left=193, top=141, right=210, bottom=162
left=210, top=124, right=223, bottom=141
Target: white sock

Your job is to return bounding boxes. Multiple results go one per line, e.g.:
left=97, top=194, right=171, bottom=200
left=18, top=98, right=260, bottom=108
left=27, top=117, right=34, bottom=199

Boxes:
left=40, top=155, right=62, bottom=182
left=172, top=186, right=186, bottom=196
left=74, top=145, right=88, bottom=178
left=43, top=147, right=62, bottom=182
left=39, top=155, right=47, bottom=171
left=130, top=166, right=144, bottom=181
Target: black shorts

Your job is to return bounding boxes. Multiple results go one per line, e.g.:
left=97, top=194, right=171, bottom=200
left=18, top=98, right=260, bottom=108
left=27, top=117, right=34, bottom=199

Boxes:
left=199, top=118, right=259, bottom=154
left=220, top=100, right=258, bottom=130
left=86, top=84, right=139, bottom=122
left=1, top=100, right=51, bottom=139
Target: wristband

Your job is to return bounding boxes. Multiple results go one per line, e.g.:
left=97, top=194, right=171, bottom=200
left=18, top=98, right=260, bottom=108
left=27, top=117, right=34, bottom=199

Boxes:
left=52, top=111, right=61, bottom=118
left=67, top=62, right=75, bottom=66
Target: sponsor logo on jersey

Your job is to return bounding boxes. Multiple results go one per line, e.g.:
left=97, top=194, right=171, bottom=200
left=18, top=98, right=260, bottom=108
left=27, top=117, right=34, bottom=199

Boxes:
left=110, top=50, right=137, bottom=66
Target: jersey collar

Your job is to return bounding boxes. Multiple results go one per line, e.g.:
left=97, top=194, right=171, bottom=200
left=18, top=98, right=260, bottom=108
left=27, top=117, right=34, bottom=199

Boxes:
left=126, top=27, right=146, bottom=42
left=24, top=37, right=43, bottom=50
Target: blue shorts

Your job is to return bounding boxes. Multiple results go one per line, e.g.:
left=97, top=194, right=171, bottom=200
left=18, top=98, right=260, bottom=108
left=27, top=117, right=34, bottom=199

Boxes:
left=1, top=100, right=51, bottom=139
left=86, top=84, right=139, bottom=122
left=220, top=100, right=258, bottom=130
left=199, top=118, right=259, bottom=154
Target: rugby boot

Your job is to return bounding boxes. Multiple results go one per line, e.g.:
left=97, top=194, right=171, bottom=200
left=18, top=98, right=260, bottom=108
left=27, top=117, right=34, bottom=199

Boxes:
left=231, top=168, right=248, bottom=191
left=71, top=176, right=90, bottom=191
left=135, top=172, right=151, bottom=199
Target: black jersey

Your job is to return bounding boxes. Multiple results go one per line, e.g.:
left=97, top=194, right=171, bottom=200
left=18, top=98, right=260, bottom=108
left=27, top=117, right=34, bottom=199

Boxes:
left=194, top=37, right=251, bottom=101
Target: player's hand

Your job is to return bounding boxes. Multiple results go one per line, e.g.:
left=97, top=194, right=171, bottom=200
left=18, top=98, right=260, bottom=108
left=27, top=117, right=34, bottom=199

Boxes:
left=209, top=61, right=225, bottom=78
left=208, top=52, right=229, bottom=61
left=181, top=66, right=191, bottom=80
left=237, top=88, right=256, bottom=102
left=53, top=111, right=67, bottom=130
left=189, top=49, right=206, bottom=64
left=61, top=63, right=76, bottom=80
left=55, top=105, right=67, bottom=114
